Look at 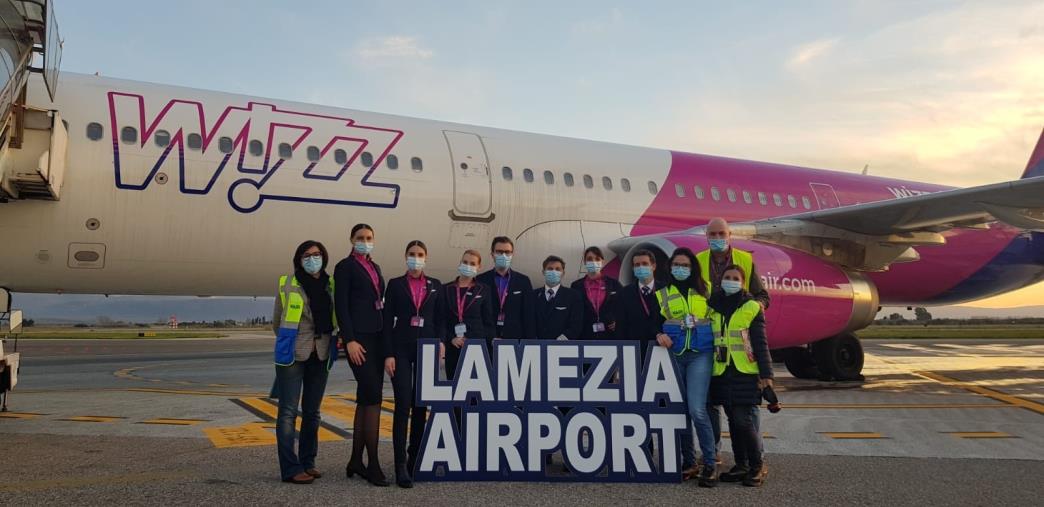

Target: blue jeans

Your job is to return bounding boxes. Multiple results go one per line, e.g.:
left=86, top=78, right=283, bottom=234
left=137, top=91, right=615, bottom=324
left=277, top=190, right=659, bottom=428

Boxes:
left=275, top=352, right=329, bottom=480
left=675, top=351, right=716, bottom=470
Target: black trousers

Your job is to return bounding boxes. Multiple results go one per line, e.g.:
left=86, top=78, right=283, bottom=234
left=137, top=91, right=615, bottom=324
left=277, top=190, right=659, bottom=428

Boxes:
left=392, top=351, right=427, bottom=468
left=724, top=404, right=763, bottom=468
left=347, top=332, right=385, bottom=405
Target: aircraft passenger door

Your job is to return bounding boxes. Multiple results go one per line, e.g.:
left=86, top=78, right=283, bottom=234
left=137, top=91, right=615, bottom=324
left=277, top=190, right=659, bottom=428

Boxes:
left=444, top=131, right=494, bottom=221
left=809, top=183, right=841, bottom=209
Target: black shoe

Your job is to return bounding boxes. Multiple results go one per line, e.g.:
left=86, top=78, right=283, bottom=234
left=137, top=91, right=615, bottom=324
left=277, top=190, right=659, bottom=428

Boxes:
left=396, top=464, right=414, bottom=488
left=720, top=465, right=750, bottom=483
left=364, top=463, right=391, bottom=487
left=697, top=465, right=718, bottom=488
left=345, top=459, right=365, bottom=479
left=742, top=465, right=767, bottom=487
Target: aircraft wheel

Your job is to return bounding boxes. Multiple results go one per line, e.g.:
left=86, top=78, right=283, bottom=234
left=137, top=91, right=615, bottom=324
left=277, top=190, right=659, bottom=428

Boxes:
left=811, top=332, right=865, bottom=381
left=782, top=347, right=821, bottom=379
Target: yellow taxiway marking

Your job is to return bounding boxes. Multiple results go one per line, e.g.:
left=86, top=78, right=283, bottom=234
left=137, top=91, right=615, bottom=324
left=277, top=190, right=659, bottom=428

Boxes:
left=783, top=403, right=1012, bottom=409
left=126, top=387, right=266, bottom=397
left=819, top=432, right=888, bottom=439
left=138, top=418, right=209, bottom=426
left=944, top=431, right=1016, bottom=439
left=203, top=423, right=277, bottom=448
left=320, top=396, right=393, bottom=437
left=915, top=371, right=1044, bottom=416
left=235, top=397, right=343, bottom=440
left=0, top=412, right=46, bottom=419
left=58, top=415, right=127, bottom=423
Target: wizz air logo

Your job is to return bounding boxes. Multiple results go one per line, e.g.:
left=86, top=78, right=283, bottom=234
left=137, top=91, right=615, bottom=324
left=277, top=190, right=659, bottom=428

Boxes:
left=108, top=92, right=404, bottom=213
left=886, top=186, right=930, bottom=198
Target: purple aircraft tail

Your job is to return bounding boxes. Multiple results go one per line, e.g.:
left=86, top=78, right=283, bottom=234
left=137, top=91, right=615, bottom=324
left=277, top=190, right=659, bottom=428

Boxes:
left=1023, top=126, right=1044, bottom=178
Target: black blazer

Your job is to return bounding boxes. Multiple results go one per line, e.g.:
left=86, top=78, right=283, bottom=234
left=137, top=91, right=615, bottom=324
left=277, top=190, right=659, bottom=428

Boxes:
left=531, top=285, right=584, bottom=340
left=334, top=254, right=386, bottom=339
left=476, top=269, right=533, bottom=340
left=382, top=275, right=446, bottom=359
left=442, top=280, right=496, bottom=343
left=569, top=276, right=623, bottom=340
left=617, top=281, right=663, bottom=342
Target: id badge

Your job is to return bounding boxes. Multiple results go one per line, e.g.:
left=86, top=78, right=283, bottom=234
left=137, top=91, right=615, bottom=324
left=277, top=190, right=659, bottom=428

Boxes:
left=497, top=313, right=506, bottom=327
left=374, top=299, right=384, bottom=310
left=592, top=322, right=606, bottom=333
left=410, top=316, right=425, bottom=328
left=454, top=323, right=467, bottom=337
left=683, top=314, right=696, bottom=329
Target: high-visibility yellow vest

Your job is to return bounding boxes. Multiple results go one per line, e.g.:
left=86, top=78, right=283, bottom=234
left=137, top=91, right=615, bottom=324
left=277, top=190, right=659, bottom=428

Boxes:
left=655, top=285, right=708, bottom=355
left=709, top=300, right=762, bottom=376
left=696, top=248, right=754, bottom=291
left=275, top=274, right=338, bottom=368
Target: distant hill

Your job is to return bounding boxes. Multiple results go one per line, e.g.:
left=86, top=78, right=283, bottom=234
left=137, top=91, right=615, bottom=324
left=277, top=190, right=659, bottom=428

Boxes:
left=880, top=305, right=1044, bottom=319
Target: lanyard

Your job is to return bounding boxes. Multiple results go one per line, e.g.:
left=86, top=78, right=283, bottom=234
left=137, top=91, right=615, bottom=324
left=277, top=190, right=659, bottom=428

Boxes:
left=496, top=272, right=511, bottom=309
left=586, top=279, right=606, bottom=314
left=356, top=255, right=382, bottom=298
left=455, top=284, right=476, bottom=323
left=408, top=274, right=427, bottom=314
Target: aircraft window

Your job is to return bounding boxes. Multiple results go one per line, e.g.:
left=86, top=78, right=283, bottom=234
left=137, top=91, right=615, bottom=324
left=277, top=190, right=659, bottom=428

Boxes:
left=544, top=170, right=555, bottom=185
left=523, top=168, right=534, bottom=183
left=758, top=192, right=768, bottom=205
left=121, top=126, right=137, bottom=144
left=154, top=130, right=171, bottom=147
left=334, top=149, right=348, bottom=165
left=218, top=136, right=233, bottom=154
left=307, top=146, right=320, bottom=161
left=502, top=166, right=513, bottom=181
left=411, top=157, right=423, bottom=172
left=86, top=122, right=103, bottom=140
left=711, top=186, right=721, bottom=201
left=743, top=190, right=752, bottom=204
left=788, top=194, right=797, bottom=208
left=727, top=188, right=737, bottom=202
left=802, top=196, right=812, bottom=209
left=248, top=139, right=263, bottom=156
left=387, top=154, right=398, bottom=169
left=361, top=151, right=373, bottom=167
left=602, top=176, right=613, bottom=190
left=621, top=178, right=631, bottom=192
left=773, top=193, right=783, bottom=206
left=278, top=143, right=293, bottom=159
left=694, top=185, right=705, bottom=199
left=187, top=133, right=203, bottom=150
left=583, top=174, right=594, bottom=189
left=648, top=181, right=658, bottom=194
left=675, top=183, right=685, bottom=198
left=564, top=172, right=575, bottom=187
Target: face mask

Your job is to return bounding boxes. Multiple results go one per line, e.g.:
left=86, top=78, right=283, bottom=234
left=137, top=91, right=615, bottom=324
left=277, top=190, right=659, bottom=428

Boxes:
left=633, top=265, right=653, bottom=281
left=721, top=279, right=743, bottom=295
left=494, top=254, right=512, bottom=270
left=671, top=266, right=691, bottom=281
left=302, top=255, right=323, bottom=275
left=585, top=261, right=603, bottom=274
left=354, top=241, right=374, bottom=255
left=458, top=263, right=478, bottom=278
left=709, top=238, right=729, bottom=253
left=544, top=270, right=562, bottom=286
left=406, top=256, right=425, bottom=271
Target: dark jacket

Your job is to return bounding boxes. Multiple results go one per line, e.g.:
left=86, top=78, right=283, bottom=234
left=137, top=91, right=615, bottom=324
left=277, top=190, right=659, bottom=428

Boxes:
left=334, top=254, right=385, bottom=339
left=442, top=280, right=496, bottom=343
left=707, top=290, right=773, bottom=406
left=616, top=281, right=663, bottom=342
left=382, top=275, right=446, bottom=359
left=476, top=269, right=534, bottom=340
left=569, top=275, right=623, bottom=340
left=531, top=285, right=584, bottom=340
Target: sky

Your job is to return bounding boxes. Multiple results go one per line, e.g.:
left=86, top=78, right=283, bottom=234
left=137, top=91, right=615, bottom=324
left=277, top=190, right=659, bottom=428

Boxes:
left=42, top=0, right=1044, bottom=311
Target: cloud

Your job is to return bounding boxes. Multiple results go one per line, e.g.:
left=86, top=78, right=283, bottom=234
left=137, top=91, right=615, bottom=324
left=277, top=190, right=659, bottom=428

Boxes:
left=353, top=36, right=434, bottom=61
left=786, top=37, right=840, bottom=70
left=571, top=7, right=624, bottom=36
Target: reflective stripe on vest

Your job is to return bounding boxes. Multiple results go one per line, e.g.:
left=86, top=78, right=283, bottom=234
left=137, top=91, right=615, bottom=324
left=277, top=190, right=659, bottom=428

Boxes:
left=697, top=248, right=754, bottom=291
left=710, top=300, right=762, bottom=376
left=274, top=274, right=338, bottom=369
left=655, top=285, right=708, bottom=355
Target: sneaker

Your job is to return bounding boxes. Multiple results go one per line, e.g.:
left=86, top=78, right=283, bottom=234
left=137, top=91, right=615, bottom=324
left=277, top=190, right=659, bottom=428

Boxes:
left=742, top=465, right=767, bottom=487
left=720, top=465, right=750, bottom=483
left=697, top=465, right=718, bottom=488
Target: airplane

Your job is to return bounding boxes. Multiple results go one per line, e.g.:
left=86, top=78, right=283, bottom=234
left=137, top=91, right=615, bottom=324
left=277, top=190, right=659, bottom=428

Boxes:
left=0, top=3, right=1041, bottom=382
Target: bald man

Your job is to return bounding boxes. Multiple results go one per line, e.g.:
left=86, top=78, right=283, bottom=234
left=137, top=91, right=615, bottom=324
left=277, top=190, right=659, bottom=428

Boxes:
left=697, top=218, right=770, bottom=309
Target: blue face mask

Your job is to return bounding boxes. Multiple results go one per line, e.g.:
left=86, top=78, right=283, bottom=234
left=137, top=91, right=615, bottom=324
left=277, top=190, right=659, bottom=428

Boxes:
left=721, top=279, right=743, bottom=295
left=584, top=261, right=602, bottom=274
left=406, top=256, right=425, bottom=271
left=709, top=238, right=729, bottom=253
left=301, top=255, right=323, bottom=275
left=458, top=263, right=478, bottom=278
left=633, top=265, right=653, bottom=281
left=494, top=254, right=512, bottom=270
left=354, top=241, right=374, bottom=255
left=544, top=270, right=562, bottom=286
left=671, top=266, right=691, bottom=281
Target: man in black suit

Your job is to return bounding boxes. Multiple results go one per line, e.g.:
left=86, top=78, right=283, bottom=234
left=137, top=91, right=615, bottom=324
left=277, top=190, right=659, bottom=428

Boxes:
left=476, top=236, right=533, bottom=340
left=616, top=249, right=662, bottom=343
left=531, top=255, right=583, bottom=340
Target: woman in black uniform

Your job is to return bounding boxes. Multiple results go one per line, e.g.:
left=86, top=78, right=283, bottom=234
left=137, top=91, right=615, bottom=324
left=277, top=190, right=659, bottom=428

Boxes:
left=333, top=223, right=389, bottom=486
left=443, top=249, right=495, bottom=379
left=383, top=240, right=444, bottom=488
left=569, top=246, right=623, bottom=340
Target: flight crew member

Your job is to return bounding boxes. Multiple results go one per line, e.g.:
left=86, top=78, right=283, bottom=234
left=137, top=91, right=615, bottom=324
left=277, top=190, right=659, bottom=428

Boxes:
left=334, top=223, right=389, bottom=487
left=569, top=246, right=622, bottom=340
left=476, top=236, right=534, bottom=341
left=443, top=249, right=496, bottom=378
left=272, top=240, right=338, bottom=485
left=707, top=265, right=773, bottom=487
left=653, top=248, right=717, bottom=486
left=532, top=255, right=583, bottom=340
left=383, top=240, right=445, bottom=488
left=617, top=249, right=663, bottom=344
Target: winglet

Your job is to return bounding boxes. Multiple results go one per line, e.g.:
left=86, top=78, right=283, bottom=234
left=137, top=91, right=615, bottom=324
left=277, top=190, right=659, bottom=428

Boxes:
left=1024, top=126, right=1044, bottom=178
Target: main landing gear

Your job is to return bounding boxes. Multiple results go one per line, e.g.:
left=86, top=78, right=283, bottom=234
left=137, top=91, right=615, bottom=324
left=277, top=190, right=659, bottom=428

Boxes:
left=778, top=332, right=865, bottom=381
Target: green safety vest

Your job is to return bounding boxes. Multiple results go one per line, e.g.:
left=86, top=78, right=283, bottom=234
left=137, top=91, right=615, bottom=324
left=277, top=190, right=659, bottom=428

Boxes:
left=275, top=274, right=338, bottom=368
left=709, top=300, right=762, bottom=376
left=696, top=248, right=754, bottom=292
left=655, top=285, right=709, bottom=355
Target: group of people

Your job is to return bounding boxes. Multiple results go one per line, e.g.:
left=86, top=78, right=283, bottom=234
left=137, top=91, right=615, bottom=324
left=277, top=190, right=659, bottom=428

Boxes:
left=270, top=218, right=774, bottom=489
